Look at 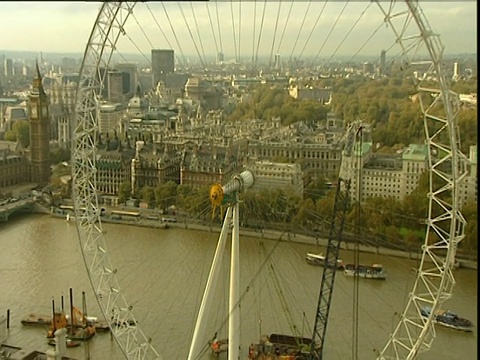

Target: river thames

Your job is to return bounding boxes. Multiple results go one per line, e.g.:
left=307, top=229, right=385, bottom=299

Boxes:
left=0, top=213, right=477, bottom=359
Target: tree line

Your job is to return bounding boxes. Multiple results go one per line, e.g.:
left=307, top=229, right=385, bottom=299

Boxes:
left=115, top=174, right=477, bottom=257
left=226, top=75, right=477, bottom=155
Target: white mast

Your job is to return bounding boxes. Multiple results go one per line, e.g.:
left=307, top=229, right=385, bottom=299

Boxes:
left=229, top=203, right=241, bottom=360
left=187, top=206, right=233, bottom=360
left=188, top=170, right=254, bottom=360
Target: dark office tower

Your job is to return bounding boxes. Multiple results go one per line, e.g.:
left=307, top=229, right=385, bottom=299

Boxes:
left=274, top=54, right=281, bottom=70
left=61, top=57, right=77, bottom=72
left=116, top=62, right=137, bottom=98
left=380, top=50, right=386, bottom=75
left=216, top=52, right=224, bottom=65
left=29, top=61, right=51, bottom=185
left=121, top=72, right=131, bottom=96
left=137, top=71, right=153, bottom=93
left=151, top=49, right=174, bottom=88
left=107, top=70, right=124, bottom=102
left=4, top=58, right=13, bottom=77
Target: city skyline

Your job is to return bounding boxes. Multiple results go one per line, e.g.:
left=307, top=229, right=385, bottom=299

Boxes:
left=0, top=1, right=476, bottom=62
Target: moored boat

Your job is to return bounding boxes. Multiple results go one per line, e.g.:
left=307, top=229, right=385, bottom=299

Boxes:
left=420, top=306, right=474, bottom=332
left=343, top=263, right=386, bottom=280
left=48, top=339, right=81, bottom=348
left=248, top=333, right=314, bottom=359
left=21, top=313, right=52, bottom=326
left=305, top=252, right=344, bottom=269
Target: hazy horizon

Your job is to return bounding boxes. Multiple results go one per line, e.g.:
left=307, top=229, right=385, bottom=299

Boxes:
left=0, top=1, right=476, bottom=65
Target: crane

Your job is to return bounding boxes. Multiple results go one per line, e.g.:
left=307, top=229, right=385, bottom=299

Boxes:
left=309, top=176, right=351, bottom=359
left=309, top=121, right=361, bottom=359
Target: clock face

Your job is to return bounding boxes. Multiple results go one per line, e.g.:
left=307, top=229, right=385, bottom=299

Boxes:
left=31, top=107, right=38, bottom=118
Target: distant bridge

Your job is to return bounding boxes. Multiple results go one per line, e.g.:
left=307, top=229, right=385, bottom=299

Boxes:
left=0, top=199, right=36, bottom=222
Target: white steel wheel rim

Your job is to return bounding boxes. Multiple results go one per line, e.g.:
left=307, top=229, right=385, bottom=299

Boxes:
left=71, top=2, right=467, bottom=359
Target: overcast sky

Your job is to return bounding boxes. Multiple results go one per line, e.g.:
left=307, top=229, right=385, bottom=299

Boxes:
left=0, top=1, right=476, bottom=60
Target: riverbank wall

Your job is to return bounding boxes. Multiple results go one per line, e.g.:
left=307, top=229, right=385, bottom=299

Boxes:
left=35, top=204, right=477, bottom=271
left=141, top=217, right=478, bottom=271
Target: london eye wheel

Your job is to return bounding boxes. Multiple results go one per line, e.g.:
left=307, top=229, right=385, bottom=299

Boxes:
left=71, top=1, right=468, bottom=359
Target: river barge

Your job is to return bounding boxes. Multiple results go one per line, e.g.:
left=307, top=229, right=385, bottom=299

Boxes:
left=21, top=313, right=110, bottom=332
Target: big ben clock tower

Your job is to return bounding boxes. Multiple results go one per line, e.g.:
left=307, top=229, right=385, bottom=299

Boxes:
left=29, top=61, right=51, bottom=184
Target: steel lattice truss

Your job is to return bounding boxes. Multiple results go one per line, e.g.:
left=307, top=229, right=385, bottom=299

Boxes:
left=70, top=1, right=466, bottom=359
left=72, top=2, right=162, bottom=359
left=311, top=178, right=351, bottom=359
left=376, top=1, right=468, bottom=359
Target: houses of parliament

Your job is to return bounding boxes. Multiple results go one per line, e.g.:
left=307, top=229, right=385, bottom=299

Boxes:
left=0, top=62, right=51, bottom=190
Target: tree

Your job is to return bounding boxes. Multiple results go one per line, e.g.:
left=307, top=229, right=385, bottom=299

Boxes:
left=118, top=182, right=132, bottom=204
left=457, top=107, right=478, bottom=153
left=460, top=201, right=478, bottom=255
left=293, top=198, right=316, bottom=227
left=140, top=186, right=155, bottom=204
left=13, top=120, right=30, bottom=148
left=314, top=189, right=336, bottom=224
left=154, top=181, right=178, bottom=211
left=50, top=147, right=71, bottom=164
left=304, top=178, right=328, bottom=202
left=4, top=130, right=16, bottom=142
left=384, top=225, right=401, bottom=245
left=403, top=229, right=423, bottom=250
left=4, top=120, right=30, bottom=148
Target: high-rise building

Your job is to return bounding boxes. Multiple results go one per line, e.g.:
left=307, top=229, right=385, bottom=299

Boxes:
left=216, top=52, right=224, bottom=65
left=98, top=102, right=123, bottom=134
left=137, top=71, right=153, bottom=94
left=151, top=49, right=175, bottom=88
left=22, top=65, right=29, bottom=77
left=13, top=64, right=23, bottom=78
left=28, top=62, right=51, bottom=184
left=107, top=70, right=124, bottom=103
left=380, top=50, right=386, bottom=75
left=453, top=62, right=461, bottom=81
left=274, top=54, right=281, bottom=70
left=115, top=62, right=137, bottom=99
left=61, top=57, right=77, bottom=72
left=3, top=59, right=13, bottom=77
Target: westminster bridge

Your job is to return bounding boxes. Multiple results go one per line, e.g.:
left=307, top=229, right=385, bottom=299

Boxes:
left=0, top=197, right=36, bottom=222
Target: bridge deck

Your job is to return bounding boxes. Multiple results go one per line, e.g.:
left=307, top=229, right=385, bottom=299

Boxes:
left=0, top=199, right=35, bottom=221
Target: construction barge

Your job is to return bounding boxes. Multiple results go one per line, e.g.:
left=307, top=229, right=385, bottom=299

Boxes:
left=21, top=313, right=110, bottom=332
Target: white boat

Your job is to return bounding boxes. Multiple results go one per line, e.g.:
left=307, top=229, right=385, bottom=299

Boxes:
left=344, top=263, right=386, bottom=280
left=305, top=253, right=344, bottom=269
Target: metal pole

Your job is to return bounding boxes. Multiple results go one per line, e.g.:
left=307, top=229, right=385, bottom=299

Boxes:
left=52, top=298, right=56, bottom=334
left=69, top=288, right=74, bottom=335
